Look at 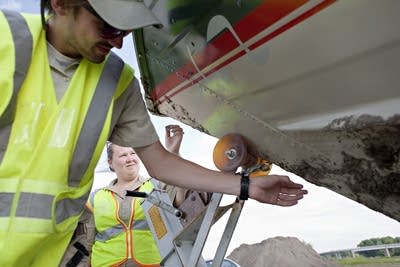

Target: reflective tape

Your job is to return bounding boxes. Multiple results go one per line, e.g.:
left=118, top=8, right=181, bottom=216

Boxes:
left=0, top=192, right=14, bottom=217
left=0, top=190, right=88, bottom=223
left=0, top=10, right=33, bottom=162
left=88, top=189, right=100, bottom=211
left=16, top=192, right=53, bottom=219
left=95, top=224, right=124, bottom=242
left=132, top=219, right=150, bottom=231
left=68, top=52, right=124, bottom=187
left=55, top=192, right=89, bottom=224
left=95, top=220, right=150, bottom=242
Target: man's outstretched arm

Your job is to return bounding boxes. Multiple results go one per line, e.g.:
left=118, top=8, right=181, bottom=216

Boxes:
left=135, top=141, right=307, bottom=206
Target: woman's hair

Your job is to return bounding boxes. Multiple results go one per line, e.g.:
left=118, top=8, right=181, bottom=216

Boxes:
left=40, top=0, right=87, bottom=29
left=106, top=142, right=114, bottom=161
left=106, top=142, right=115, bottom=172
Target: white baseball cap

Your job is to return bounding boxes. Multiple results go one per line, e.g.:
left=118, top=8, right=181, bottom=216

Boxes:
left=87, top=0, right=162, bottom=30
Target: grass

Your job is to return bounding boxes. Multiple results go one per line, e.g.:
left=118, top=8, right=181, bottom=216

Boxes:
left=335, top=256, right=400, bottom=265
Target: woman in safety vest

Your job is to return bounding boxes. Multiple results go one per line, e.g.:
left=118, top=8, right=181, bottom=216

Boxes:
left=87, top=125, right=185, bottom=267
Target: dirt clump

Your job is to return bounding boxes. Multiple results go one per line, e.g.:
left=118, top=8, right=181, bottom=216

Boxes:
left=228, top=236, right=339, bottom=267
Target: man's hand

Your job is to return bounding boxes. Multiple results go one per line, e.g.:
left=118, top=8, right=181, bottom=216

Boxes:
left=249, top=175, right=308, bottom=206
left=165, top=124, right=184, bottom=154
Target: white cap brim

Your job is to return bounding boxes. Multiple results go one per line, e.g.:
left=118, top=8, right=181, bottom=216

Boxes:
left=87, top=0, right=162, bottom=30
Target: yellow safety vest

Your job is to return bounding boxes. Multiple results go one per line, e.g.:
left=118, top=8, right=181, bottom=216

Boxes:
left=90, top=181, right=161, bottom=267
left=0, top=11, right=133, bottom=266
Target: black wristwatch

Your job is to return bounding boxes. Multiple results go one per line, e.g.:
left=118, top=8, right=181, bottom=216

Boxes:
left=239, top=172, right=250, bottom=200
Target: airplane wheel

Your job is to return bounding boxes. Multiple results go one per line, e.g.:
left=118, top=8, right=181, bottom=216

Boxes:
left=213, top=133, right=248, bottom=172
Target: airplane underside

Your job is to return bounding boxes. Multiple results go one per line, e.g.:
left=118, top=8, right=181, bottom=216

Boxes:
left=133, top=0, right=400, bottom=220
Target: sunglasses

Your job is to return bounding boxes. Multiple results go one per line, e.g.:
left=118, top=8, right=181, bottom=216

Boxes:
left=82, top=3, right=128, bottom=39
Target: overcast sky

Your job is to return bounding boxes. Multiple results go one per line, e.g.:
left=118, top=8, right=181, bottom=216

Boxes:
left=3, top=0, right=400, bottom=259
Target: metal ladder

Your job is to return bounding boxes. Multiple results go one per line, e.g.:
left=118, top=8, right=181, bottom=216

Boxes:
left=139, top=186, right=244, bottom=267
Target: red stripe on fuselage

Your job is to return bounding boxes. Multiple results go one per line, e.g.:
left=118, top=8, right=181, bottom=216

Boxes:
left=151, top=0, right=336, bottom=103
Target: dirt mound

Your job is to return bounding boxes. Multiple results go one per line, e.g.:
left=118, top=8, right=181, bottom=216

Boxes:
left=228, top=236, right=340, bottom=267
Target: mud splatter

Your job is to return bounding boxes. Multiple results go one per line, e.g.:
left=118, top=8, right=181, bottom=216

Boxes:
left=162, top=97, right=210, bottom=135
left=291, top=114, right=400, bottom=221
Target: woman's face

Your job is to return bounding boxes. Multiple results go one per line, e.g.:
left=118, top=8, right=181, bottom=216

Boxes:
left=109, top=144, right=140, bottom=180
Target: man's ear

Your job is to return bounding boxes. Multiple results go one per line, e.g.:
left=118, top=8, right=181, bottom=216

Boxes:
left=50, top=0, right=68, bottom=15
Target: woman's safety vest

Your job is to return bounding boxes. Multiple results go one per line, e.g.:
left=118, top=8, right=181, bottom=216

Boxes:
left=90, top=181, right=161, bottom=267
left=0, top=11, right=134, bottom=266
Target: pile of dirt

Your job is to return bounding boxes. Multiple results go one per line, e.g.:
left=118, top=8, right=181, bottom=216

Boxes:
left=228, top=236, right=339, bottom=267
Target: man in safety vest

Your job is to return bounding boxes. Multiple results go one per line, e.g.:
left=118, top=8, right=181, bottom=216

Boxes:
left=0, top=0, right=308, bottom=266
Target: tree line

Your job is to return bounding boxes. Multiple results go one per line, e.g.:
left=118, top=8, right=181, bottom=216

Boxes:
left=357, top=236, right=400, bottom=257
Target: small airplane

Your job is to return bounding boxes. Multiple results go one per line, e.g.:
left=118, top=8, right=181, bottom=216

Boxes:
left=132, top=0, right=400, bottom=223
